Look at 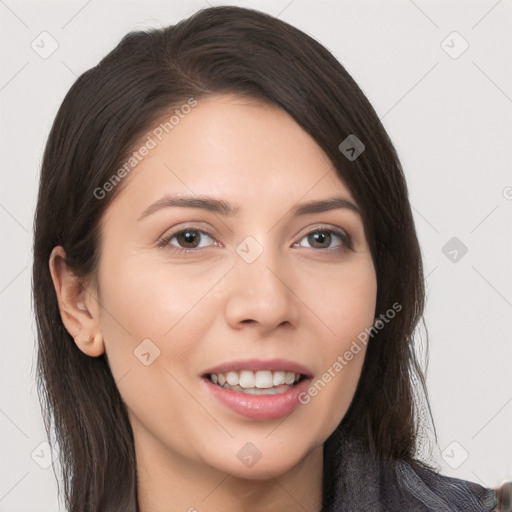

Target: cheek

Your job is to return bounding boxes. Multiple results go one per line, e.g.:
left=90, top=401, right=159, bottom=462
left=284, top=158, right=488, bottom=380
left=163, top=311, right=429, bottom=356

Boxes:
left=295, top=259, right=376, bottom=428
left=304, top=257, right=377, bottom=340
left=95, top=257, right=209, bottom=435
left=98, top=252, right=218, bottom=343
left=326, top=261, right=377, bottom=377
left=96, top=251, right=228, bottom=399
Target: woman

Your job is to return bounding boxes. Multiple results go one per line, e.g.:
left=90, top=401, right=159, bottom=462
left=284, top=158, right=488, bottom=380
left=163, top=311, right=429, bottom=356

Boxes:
left=32, top=5, right=510, bottom=511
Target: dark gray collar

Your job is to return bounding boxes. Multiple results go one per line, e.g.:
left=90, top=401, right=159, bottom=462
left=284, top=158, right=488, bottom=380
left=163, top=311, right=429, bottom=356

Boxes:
left=321, top=428, right=498, bottom=511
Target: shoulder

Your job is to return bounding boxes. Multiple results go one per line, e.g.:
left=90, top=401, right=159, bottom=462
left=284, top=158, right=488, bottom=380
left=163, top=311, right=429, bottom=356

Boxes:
left=324, top=430, right=510, bottom=511
left=394, top=458, right=501, bottom=511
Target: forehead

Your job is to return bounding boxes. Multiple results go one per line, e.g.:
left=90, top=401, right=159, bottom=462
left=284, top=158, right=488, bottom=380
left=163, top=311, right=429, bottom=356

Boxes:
left=106, top=94, right=356, bottom=219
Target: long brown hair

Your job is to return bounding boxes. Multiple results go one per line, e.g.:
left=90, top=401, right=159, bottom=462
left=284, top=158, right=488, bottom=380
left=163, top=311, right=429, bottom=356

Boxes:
left=32, top=6, right=431, bottom=511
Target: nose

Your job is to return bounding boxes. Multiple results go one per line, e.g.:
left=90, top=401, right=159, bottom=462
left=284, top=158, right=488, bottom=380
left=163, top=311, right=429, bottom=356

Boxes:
left=224, top=244, right=301, bottom=334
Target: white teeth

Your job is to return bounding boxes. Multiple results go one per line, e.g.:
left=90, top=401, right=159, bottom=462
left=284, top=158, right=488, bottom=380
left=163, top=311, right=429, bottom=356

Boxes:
left=226, top=371, right=238, bottom=386
left=272, top=371, right=285, bottom=386
left=254, top=370, right=273, bottom=389
left=208, top=369, right=303, bottom=390
left=285, top=372, right=295, bottom=385
left=239, top=370, right=255, bottom=388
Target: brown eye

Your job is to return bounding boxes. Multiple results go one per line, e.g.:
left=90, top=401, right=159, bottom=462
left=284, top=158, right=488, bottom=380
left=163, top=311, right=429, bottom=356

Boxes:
left=307, top=231, right=332, bottom=249
left=296, top=228, right=352, bottom=250
left=158, top=228, right=217, bottom=252
left=175, top=230, right=202, bottom=248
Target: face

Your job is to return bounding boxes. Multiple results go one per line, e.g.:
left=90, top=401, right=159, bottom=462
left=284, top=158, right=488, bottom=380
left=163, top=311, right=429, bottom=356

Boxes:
left=84, top=95, right=377, bottom=479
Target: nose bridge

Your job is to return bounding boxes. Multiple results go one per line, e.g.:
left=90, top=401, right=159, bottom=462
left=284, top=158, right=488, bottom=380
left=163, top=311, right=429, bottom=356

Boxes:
left=225, top=234, right=300, bottom=329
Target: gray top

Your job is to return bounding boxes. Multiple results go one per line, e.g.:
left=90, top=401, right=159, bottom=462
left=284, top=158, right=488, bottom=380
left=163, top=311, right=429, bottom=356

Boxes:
left=321, top=428, right=509, bottom=511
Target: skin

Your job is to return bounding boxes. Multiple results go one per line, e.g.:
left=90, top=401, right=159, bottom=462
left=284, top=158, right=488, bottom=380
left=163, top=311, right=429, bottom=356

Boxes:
left=50, top=94, right=377, bottom=512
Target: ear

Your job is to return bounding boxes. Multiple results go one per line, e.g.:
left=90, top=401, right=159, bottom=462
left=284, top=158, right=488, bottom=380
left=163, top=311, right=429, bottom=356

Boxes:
left=48, top=246, right=105, bottom=357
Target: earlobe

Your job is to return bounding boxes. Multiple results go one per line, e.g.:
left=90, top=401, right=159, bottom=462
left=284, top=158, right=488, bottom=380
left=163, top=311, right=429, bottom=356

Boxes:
left=49, top=246, right=105, bottom=357
left=73, top=331, right=105, bottom=358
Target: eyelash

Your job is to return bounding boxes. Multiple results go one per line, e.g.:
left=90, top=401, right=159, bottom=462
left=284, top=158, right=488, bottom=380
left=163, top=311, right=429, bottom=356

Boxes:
left=157, top=225, right=353, bottom=253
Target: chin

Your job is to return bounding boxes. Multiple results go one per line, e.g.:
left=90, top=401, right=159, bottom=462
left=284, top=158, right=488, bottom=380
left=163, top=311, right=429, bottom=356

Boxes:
left=205, top=442, right=317, bottom=481
left=222, top=460, right=301, bottom=481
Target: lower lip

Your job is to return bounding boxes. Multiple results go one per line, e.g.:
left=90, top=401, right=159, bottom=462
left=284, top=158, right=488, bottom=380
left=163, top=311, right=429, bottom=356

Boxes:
left=203, top=376, right=312, bottom=420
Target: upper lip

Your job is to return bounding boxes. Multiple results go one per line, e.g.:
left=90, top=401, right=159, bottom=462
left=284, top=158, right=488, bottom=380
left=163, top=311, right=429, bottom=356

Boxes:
left=202, top=358, right=313, bottom=379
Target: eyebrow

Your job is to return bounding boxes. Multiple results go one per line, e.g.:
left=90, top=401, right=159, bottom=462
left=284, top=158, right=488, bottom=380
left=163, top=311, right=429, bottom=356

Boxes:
left=137, top=194, right=360, bottom=221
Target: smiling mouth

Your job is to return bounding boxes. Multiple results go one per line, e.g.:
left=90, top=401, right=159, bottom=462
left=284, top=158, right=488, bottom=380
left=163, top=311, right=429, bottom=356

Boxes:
left=205, top=369, right=307, bottom=395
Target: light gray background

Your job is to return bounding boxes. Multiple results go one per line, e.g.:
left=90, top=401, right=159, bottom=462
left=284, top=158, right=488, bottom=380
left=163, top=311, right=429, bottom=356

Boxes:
left=1, top=0, right=511, bottom=510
